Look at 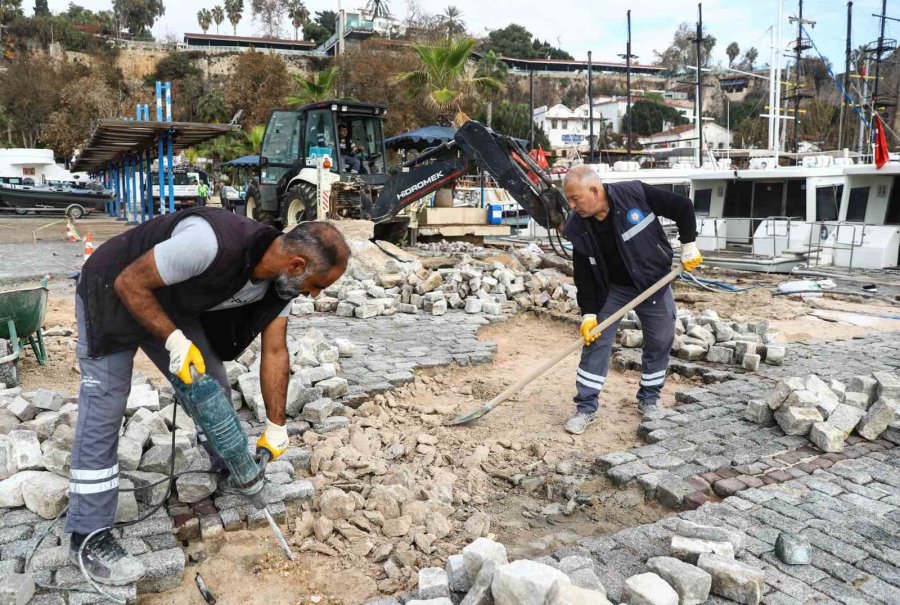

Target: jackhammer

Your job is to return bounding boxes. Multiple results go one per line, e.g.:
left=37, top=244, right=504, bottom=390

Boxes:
left=172, top=371, right=294, bottom=560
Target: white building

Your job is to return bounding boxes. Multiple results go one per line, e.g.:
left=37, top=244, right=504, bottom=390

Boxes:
left=638, top=123, right=733, bottom=151
left=533, top=102, right=614, bottom=149
left=0, top=149, right=80, bottom=184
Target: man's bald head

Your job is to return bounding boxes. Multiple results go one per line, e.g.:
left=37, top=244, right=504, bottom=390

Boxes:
left=273, top=222, right=350, bottom=299
left=562, top=165, right=608, bottom=219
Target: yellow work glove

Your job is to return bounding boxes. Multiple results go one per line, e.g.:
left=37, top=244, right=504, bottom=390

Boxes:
left=257, top=419, right=289, bottom=459
left=165, top=329, right=206, bottom=384
left=580, top=314, right=600, bottom=345
left=681, top=241, right=703, bottom=272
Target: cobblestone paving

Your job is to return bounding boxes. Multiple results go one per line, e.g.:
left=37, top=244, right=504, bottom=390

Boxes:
left=548, top=333, right=900, bottom=605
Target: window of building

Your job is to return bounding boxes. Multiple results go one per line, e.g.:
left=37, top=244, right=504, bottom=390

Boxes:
left=694, top=189, right=712, bottom=215
left=885, top=178, right=900, bottom=224
left=550, top=119, right=558, bottom=130
left=846, top=187, right=869, bottom=222
left=560, top=119, right=568, bottom=129
left=815, top=185, right=842, bottom=221
left=582, top=120, right=588, bottom=129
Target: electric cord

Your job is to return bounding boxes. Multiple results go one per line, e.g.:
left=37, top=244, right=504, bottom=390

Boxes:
left=25, top=393, right=222, bottom=603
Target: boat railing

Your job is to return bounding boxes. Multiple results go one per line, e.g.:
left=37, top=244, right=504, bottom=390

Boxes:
left=698, top=215, right=805, bottom=259
left=805, top=221, right=867, bottom=272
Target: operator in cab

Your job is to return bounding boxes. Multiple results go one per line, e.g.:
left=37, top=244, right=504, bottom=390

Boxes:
left=67, top=208, right=349, bottom=585
left=338, top=122, right=363, bottom=174
left=561, top=165, right=701, bottom=435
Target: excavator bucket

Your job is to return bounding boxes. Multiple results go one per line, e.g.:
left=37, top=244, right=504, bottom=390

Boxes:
left=453, top=120, right=568, bottom=231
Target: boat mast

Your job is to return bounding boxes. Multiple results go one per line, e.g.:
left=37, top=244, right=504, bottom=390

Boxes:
left=838, top=2, right=852, bottom=151
left=588, top=51, right=595, bottom=164
left=694, top=3, right=703, bottom=168
left=768, top=27, right=776, bottom=152
left=773, top=0, right=784, bottom=162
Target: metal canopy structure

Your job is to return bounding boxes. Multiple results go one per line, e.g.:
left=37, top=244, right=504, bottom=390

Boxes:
left=72, top=120, right=236, bottom=173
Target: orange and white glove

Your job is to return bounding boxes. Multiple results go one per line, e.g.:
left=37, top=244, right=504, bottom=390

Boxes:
left=580, top=314, right=600, bottom=345
left=257, top=419, right=289, bottom=460
left=681, top=242, right=703, bottom=272
left=165, top=329, right=206, bottom=384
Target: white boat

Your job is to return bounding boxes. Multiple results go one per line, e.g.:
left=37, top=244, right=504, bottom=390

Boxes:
left=689, top=156, right=854, bottom=272
left=811, top=161, right=900, bottom=270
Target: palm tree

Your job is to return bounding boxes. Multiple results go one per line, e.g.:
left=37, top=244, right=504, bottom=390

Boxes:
left=441, top=6, right=465, bottom=39
left=287, top=0, right=308, bottom=41
left=239, top=125, right=266, bottom=155
left=364, top=0, right=389, bottom=18
left=197, top=8, right=212, bottom=34
left=395, top=37, right=503, bottom=125
left=285, top=67, right=339, bottom=106
left=224, top=0, right=243, bottom=35
left=211, top=5, right=225, bottom=34
left=475, top=50, right=507, bottom=127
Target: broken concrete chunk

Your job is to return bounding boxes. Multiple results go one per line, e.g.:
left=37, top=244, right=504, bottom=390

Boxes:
left=646, top=556, right=711, bottom=605
left=622, top=572, right=679, bottom=605
left=696, top=553, right=764, bottom=605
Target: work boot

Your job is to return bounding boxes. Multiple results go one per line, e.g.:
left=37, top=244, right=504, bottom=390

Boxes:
left=565, top=412, right=596, bottom=435
left=69, top=531, right=146, bottom=586
left=637, top=400, right=662, bottom=418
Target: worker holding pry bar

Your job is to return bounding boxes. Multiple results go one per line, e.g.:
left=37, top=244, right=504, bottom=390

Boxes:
left=561, top=165, right=701, bottom=435
left=68, top=208, right=349, bottom=585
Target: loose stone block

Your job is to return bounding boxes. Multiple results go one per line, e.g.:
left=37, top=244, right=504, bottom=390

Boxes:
left=809, top=422, right=844, bottom=453
left=744, top=400, right=773, bottom=424
left=446, top=553, right=471, bottom=593
left=125, top=385, right=160, bottom=415
left=856, top=399, right=898, bottom=440
left=675, top=521, right=744, bottom=555
left=464, top=298, right=483, bottom=314
left=622, top=330, right=644, bottom=348
left=670, top=535, right=734, bottom=564
left=20, top=472, right=68, bottom=519
left=767, top=377, right=805, bottom=410
left=843, top=392, right=870, bottom=410
left=696, top=553, right=764, bottom=605
left=136, top=547, right=186, bottom=593
left=622, top=572, right=679, bottom=605
left=418, top=567, right=450, bottom=600
left=828, top=404, right=865, bottom=438
left=317, top=377, right=348, bottom=399
left=873, top=371, right=900, bottom=400
left=845, top=376, right=877, bottom=403
left=764, top=346, right=785, bottom=365
left=301, top=398, right=339, bottom=423
left=784, top=390, right=819, bottom=409
left=741, top=354, right=760, bottom=372
left=491, top=559, right=569, bottom=605
left=0, top=573, right=34, bottom=605
left=545, top=580, right=612, bottom=605
left=175, top=473, right=218, bottom=504
left=774, top=532, right=810, bottom=565
left=829, top=380, right=846, bottom=402
left=482, top=302, right=502, bottom=315
left=706, top=346, right=733, bottom=365
left=462, top=537, right=508, bottom=584
left=7, top=397, right=36, bottom=422
left=677, top=345, right=707, bottom=361
left=354, top=304, right=379, bottom=319
left=6, top=430, right=42, bottom=472
left=0, top=470, right=42, bottom=507
left=774, top=406, right=823, bottom=436
left=646, top=556, right=711, bottom=605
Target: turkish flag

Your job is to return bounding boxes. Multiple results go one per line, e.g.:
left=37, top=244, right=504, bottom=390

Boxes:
left=874, top=113, right=890, bottom=169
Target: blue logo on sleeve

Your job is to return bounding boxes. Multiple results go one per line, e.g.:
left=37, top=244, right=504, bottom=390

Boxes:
left=626, top=208, right=645, bottom=225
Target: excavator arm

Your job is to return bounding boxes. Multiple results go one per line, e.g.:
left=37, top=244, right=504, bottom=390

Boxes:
left=369, top=118, right=568, bottom=231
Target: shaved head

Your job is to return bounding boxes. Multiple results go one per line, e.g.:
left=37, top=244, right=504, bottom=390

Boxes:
left=562, top=165, right=609, bottom=219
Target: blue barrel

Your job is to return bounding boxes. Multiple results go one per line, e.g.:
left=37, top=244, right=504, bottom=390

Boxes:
left=488, top=204, right=503, bottom=225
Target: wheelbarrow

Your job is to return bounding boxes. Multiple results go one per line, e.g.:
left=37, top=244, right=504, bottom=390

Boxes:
left=0, top=277, right=50, bottom=387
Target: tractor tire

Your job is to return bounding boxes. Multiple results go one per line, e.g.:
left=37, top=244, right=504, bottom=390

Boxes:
left=244, top=195, right=259, bottom=220
left=281, top=183, right=317, bottom=228
left=258, top=211, right=279, bottom=227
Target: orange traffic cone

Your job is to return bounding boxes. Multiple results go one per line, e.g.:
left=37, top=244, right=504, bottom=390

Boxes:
left=82, top=233, right=94, bottom=263
left=65, top=219, right=81, bottom=242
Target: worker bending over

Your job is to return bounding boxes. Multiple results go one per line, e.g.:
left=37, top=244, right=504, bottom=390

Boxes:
left=561, top=165, right=701, bottom=435
left=69, top=208, right=349, bottom=584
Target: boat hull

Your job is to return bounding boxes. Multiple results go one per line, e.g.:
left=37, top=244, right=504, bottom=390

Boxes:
left=0, top=185, right=110, bottom=215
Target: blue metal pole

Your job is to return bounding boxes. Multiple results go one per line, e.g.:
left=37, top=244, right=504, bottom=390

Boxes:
left=166, top=132, right=175, bottom=213
left=164, top=82, right=172, bottom=122
left=113, top=165, right=122, bottom=220
left=156, top=82, right=163, bottom=121
left=138, top=152, right=146, bottom=223
left=125, top=158, right=133, bottom=224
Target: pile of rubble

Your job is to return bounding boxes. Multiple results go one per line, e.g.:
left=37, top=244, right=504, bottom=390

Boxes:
left=363, top=518, right=773, bottom=605
left=744, top=370, right=900, bottom=452
left=291, top=249, right=576, bottom=320
left=665, top=310, right=785, bottom=370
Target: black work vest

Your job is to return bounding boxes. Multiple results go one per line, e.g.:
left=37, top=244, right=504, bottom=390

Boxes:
left=77, top=207, right=285, bottom=360
left=564, top=180, right=673, bottom=305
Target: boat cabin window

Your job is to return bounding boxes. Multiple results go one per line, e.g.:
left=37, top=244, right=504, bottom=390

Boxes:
left=815, top=185, right=842, bottom=221
left=674, top=184, right=690, bottom=198
left=846, top=187, right=869, bottom=222
left=723, top=181, right=752, bottom=217
left=785, top=181, right=805, bottom=218
left=752, top=181, right=783, bottom=218
left=886, top=178, right=900, bottom=225
left=693, top=189, right=712, bottom=215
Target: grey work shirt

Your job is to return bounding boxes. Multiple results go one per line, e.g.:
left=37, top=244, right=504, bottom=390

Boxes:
left=153, top=216, right=291, bottom=317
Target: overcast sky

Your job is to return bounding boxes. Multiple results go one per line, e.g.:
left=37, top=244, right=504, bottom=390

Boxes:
left=41, top=0, right=893, bottom=72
